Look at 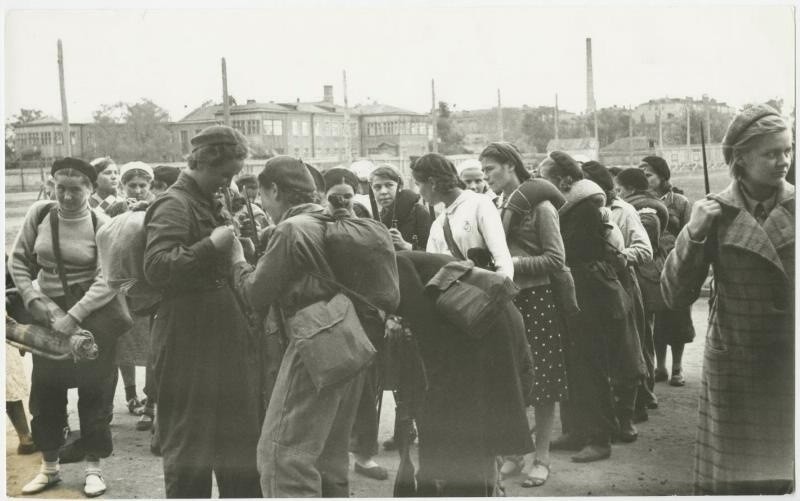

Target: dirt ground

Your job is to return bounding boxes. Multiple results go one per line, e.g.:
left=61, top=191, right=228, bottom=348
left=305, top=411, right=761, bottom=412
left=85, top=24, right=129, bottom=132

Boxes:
left=5, top=190, right=706, bottom=497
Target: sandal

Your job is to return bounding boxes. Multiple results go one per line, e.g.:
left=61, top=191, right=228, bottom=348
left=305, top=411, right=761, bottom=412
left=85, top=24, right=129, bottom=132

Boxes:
left=521, top=460, right=549, bottom=488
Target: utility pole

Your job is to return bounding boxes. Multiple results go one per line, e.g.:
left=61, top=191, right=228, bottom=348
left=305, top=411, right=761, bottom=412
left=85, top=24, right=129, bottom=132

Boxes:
left=658, top=103, right=663, bottom=151
left=222, top=58, right=230, bottom=126
left=586, top=38, right=599, bottom=143
left=431, top=79, right=438, bottom=153
left=686, top=102, right=691, bottom=146
left=497, top=88, right=504, bottom=141
left=343, top=70, right=351, bottom=161
left=57, top=39, right=71, bottom=157
left=629, top=106, right=634, bottom=167
left=554, top=93, right=559, bottom=140
left=703, top=95, right=711, bottom=141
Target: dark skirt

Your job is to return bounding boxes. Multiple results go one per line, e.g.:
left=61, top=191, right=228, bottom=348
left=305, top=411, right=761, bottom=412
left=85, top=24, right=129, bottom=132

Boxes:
left=654, top=306, right=696, bottom=346
left=513, top=285, right=568, bottom=406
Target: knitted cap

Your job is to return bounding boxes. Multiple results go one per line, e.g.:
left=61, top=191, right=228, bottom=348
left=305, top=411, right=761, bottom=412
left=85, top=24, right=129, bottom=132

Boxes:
left=559, top=179, right=606, bottom=215
left=722, top=103, right=781, bottom=164
left=457, top=159, right=483, bottom=175
left=120, top=161, right=154, bottom=183
left=190, top=125, right=248, bottom=152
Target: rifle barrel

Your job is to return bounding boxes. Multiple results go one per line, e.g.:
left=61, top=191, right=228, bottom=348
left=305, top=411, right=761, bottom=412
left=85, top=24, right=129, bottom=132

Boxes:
left=700, top=121, right=710, bottom=195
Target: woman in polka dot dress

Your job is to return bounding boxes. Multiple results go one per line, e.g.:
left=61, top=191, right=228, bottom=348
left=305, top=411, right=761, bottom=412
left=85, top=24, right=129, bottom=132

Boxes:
left=480, top=142, right=569, bottom=488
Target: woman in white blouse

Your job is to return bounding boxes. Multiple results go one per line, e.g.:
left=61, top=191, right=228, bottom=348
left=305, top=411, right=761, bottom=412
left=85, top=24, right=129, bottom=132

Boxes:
left=412, top=153, right=513, bottom=280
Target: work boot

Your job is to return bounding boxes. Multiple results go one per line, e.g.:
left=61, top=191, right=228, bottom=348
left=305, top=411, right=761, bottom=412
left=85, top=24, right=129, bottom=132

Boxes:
left=617, top=419, right=638, bottom=443
left=571, top=444, right=611, bottom=463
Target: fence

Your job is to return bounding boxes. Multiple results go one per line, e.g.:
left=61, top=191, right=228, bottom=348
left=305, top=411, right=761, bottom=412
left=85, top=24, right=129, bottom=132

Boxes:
left=5, top=161, right=49, bottom=193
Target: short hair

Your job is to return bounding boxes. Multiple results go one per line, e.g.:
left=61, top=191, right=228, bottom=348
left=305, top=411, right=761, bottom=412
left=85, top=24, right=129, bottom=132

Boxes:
left=581, top=161, right=614, bottom=192
left=187, top=143, right=248, bottom=170
left=479, top=142, right=531, bottom=182
left=541, top=151, right=583, bottom=180
left=370, top=164, right=403, bottom=188
left=90, top=157, right=115, bottom=175
left=729, top=114, right=790, bottom=178
left=411, top=153, right=461, bottom=193
left=616, top=167, right=650, bottom=192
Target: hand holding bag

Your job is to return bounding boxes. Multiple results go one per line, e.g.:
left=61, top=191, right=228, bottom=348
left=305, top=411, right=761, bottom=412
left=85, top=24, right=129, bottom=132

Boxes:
left=49, top=207, right=133, bottom=341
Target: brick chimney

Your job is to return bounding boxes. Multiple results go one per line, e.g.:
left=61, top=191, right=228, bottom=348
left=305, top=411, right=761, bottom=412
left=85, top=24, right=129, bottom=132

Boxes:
left=323, top=85, right=334, bottom=104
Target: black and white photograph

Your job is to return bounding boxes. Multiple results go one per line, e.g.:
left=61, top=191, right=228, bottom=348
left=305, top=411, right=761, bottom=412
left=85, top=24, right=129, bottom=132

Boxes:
left=2, top=1, right=795, bottom=497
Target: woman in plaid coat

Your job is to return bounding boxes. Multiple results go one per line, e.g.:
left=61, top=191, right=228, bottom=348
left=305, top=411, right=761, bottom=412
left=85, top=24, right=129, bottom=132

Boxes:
left=661, top=104, right=794, bottom=495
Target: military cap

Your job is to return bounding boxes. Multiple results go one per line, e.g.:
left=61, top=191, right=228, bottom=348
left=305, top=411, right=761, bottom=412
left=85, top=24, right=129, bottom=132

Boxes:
left=260, top=156, right=316, bottom=193
left=190, top=125, right=248, bottom=152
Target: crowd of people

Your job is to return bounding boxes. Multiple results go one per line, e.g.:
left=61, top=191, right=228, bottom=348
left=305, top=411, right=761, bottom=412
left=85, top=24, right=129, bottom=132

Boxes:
left=4, top=102, right=794, bottom=497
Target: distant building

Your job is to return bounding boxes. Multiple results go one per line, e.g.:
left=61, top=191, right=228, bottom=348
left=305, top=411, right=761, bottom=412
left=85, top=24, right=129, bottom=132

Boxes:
left=171, top=86, right=430, bottom=162
left=11, top=116, right=93, bottom=161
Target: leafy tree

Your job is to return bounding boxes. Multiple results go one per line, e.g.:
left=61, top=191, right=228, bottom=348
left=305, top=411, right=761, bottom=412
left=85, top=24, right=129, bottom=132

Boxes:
left=89, top=99, right=178, bottom=162
left=521, top=107, right=555, bottom=153
left=436, top=101, right=468, bottom=155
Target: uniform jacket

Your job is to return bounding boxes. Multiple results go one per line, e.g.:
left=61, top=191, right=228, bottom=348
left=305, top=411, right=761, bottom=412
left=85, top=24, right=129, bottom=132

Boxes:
left=378, top=189, right=433, bottom=250
left=661, top=179, right=794, bottom=494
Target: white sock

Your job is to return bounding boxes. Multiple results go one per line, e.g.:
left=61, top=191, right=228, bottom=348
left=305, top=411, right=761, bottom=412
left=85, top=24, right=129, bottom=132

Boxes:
left=42, top=460, right=59, bottom=475
left=85, top=460, right=101, bottom=476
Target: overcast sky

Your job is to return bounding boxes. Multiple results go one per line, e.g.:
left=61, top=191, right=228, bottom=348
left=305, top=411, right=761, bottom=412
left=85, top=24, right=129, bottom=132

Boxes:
left=3, top=2, right=796, bottom=123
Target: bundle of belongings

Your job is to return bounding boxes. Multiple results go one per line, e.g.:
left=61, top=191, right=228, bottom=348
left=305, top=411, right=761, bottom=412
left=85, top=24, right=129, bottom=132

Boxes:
left=6, top=285, right=98, bottom=362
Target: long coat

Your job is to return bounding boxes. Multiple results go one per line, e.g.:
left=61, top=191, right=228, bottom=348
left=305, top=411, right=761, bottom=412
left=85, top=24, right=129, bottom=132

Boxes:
left=395, top=251, right=533, bottom=492
left=661, top=179, right=794, bottom=495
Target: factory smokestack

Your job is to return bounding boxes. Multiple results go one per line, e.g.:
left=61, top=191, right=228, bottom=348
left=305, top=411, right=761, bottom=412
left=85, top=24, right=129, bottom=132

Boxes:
left=586, top=38, right=596, bottom=114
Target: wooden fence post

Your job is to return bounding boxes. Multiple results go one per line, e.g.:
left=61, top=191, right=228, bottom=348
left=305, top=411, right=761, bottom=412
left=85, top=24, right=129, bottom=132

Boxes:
left=20, top=163, right=25, bottom=192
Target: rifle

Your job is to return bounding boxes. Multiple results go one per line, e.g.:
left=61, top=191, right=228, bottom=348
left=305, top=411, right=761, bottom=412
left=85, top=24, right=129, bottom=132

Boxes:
left=243, top=195, right=264, bottom=260
left=700, top=120, right=710, bottom=195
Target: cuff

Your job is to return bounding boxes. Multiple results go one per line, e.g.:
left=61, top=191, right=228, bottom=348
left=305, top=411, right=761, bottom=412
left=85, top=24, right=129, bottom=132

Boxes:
left=21, top=288, right=43, bottom=310
left=191, top=236, right=218, bottom=262
left=67, top=301, right=90, bottom=323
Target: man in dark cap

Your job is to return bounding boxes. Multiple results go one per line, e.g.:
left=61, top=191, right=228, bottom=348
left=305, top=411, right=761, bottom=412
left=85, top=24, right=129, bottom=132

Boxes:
left=143, top=125, right=262, bottom=498
left=230, top=156, right=371, bottom=497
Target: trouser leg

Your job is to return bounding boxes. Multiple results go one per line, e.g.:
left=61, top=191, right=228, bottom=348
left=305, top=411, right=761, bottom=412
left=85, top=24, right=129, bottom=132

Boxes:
left=350, top=363, right=380, bottom=459
left=257, top=341, right=366, bottom=497
left=215, top=435, right=263, bottom=498
left=164, top=461, right=213, bottom=499
left=77, top=375, right=115, bottom=458
left=119, top=365, right=137, bottom=401
left=7, top=400, right=31, bottom=437
left=614, top=381, right=638, bottom=423
left=29, top=362, right=69, bottom=453
left=320, top=371, right=366, bottom=497
left=573, top=323, right=615, bottom=446
left=441, top=455, right=498, bottom=497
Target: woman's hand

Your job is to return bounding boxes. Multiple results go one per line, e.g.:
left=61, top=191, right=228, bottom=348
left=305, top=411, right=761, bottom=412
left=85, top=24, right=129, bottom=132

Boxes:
left=389, top=228, right=412, bottom=251
left=210, top=226, right=236, bottom=251
left=28, top=298, right=53, bottom=327
left=686, top=198, right=722, bottom=241
left=52, top=313, right=80, bottom=335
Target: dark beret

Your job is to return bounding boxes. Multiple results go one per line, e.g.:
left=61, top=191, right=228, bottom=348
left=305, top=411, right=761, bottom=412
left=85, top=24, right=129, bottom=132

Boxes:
left=260, top=156, right=316, bottom=193
left=640, top=155, right=671, bottom=182
left=190, top=125, right=247, bottom=152
left=153, top=165, right=181, bottom=187
left=617, top=167, right=650, bottom=192
left=581, top=161, right=614, bottom=192
left=304, top=163, right=326, bottom=193
left=51, top=157, right=96, bottom=185
left=549, top=151, right=583, bottom=180
left=323, top=167, right=359, bottom=193
left=722, top=103, right=781, bottom=164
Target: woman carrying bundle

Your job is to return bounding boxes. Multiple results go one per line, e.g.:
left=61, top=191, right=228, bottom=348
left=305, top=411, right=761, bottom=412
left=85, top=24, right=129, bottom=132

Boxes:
left=481, top=142, right=568, bottom=487
left=370, top=164, right=433, bottom=251
left=9, top=158, right=121, bottom=497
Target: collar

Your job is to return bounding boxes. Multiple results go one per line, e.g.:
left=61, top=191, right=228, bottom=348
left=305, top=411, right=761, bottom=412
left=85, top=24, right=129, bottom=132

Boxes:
left=444, top=190, right=472, bottom=215
left=280, top=203, right=325, bottom=222
left=711, top=178, right=794, bottom=213
left=173, top=171, right=216, bottom=206
left=738, top=182, right=779, bottom=217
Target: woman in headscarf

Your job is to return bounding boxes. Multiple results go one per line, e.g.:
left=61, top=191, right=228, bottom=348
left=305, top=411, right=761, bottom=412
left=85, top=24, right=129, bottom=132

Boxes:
left=481, top=142, right=566, bottom=487
left=640, top=155, right=695, bottom=386
left=370, top=164, right=433, bottom=251
left=9, top=158, right=119, bottom=497
left=662, top=104, right=793, bottom=495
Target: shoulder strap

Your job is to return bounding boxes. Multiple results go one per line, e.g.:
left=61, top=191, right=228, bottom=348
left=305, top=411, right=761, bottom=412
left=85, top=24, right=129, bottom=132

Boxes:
left=49, top=207, right=78, bottom=306
left=36, top=202, right=58, bottom=227
left=307, top=270, right=386, bottom=321
left=442, top=215, right=466, bottom=260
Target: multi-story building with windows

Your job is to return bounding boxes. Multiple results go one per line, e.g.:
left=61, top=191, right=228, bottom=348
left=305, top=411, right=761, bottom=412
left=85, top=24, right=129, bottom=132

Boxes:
left=11, top=116, right=92, bottom=161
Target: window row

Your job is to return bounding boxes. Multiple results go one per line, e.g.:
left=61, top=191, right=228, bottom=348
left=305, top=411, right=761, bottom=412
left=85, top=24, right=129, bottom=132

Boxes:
left=232, top=119, right=284, bottom=137
left=366, top=121, right=429, bottom=137
left=16, top=131, right=76, bottom=147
